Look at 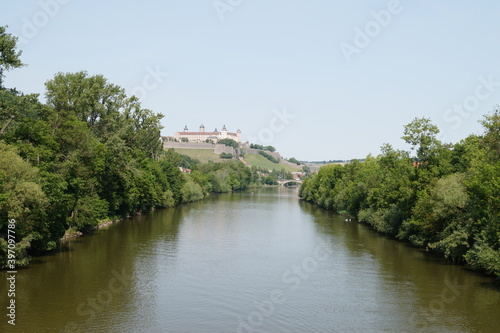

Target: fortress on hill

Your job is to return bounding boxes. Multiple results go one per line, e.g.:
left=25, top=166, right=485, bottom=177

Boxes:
left=173, top=124, right=242, bottom=143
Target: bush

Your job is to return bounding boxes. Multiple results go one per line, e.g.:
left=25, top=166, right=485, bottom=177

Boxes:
left=464, top=240, right=500, bottom=276
left=287, top=157, right=301, bottom=165
left=258, top=150, right=279, bottom=163
left=250, top=143, right=275, bottom=152
left=220, top=152, right=233, bottom=159
left=181, top=177, right=204, bottom=203
left=218, top=138, right=239, bottom=149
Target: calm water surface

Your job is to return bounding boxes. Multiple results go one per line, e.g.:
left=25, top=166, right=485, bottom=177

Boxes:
left=1, top=187, right=499, bottom=332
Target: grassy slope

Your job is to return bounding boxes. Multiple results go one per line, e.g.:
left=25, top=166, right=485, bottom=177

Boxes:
left=173, top=148, right=232, bottom=163
left=243, top=154, right=300, bottom=172
left=172, top=148, right=300, bottom=171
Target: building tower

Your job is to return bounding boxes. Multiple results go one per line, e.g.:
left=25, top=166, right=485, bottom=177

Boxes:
left=221, top=125, right=228, bottom=139
left=184, top=125, right=188, bottom=132
left=199, top=124, right=205, bottom=132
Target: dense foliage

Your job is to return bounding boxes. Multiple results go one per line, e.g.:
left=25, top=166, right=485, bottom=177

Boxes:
left=220, top=152, right=233, bottom=159
left=0, top=69, right=182, bottom=267
left=177, top=152, right=200, bottom=169
left=0, top=27, right=257, bottom=268
left=300, top=115, right=500, bottom=277
left=287, top=157, right=301, bottom=165
left=260, top=168, right=294, bottom=185
left=217, top=138, right=239, bottom=149
left=258, top=150, right=279, bottom=164
left=250, top=143, right=276, bottom=152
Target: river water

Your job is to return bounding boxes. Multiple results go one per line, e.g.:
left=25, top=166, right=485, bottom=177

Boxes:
left=1, top=187, right=499, bottom=333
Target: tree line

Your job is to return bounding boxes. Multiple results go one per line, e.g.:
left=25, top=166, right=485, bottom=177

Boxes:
left=300, top=115, right=500, bottom=277
left=258, top=150, right=279, bottom=163
left=250, top=143, right=276, bottom=152
left=0, top=27, right=256, bottom=268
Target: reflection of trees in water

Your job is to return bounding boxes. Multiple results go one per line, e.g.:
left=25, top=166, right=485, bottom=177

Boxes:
left=298, top=199, right=500, bottom=333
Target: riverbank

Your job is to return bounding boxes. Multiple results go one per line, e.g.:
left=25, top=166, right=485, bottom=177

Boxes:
left=300, top=178, right=500, bottom=280
left=299, top=114, right=500, bottom=278
left=61, top=215, right=132, bottom=241
left=60, top=184, right=296, bottom=241
left=59, top=185, right=256, bottom=242
left=6, top=187, right=500, bottom=333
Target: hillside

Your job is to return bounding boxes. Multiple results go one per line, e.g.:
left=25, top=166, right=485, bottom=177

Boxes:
left=243, top=153, right=300, bottom=172
left=173, top=148, right=233, bottom=163
left=172, top=147, right=301, bottom=172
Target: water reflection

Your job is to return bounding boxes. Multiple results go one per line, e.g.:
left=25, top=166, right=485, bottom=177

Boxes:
left=1, top=188, right=498, bottom=333
left=299, top=199, right=500, bottom=333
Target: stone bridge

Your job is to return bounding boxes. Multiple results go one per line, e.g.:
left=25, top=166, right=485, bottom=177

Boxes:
left=277, top=179, right=303, bottom=186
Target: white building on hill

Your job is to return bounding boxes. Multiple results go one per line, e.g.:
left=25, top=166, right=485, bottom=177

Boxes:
left=174, top=124, right=241, bottom=143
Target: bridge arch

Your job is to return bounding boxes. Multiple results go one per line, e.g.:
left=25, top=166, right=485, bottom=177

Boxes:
left=277, top=179, right=303, bottom=186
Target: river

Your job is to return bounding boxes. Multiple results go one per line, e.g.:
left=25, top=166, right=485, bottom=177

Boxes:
left=1, top=187, right=499, bottom=333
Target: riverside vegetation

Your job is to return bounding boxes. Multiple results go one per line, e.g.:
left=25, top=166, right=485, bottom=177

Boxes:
left=300, top=114, right=500, bottom=277
left=0, top=27, right=260, bottom=268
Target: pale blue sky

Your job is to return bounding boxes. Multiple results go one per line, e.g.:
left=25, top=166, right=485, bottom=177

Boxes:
left=2, top=0, right=500, bottom=160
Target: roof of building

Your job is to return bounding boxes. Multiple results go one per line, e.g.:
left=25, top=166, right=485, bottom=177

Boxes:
left=179, top=132, right=219, bottom=135
left=177, top=131, right=239, bottom=136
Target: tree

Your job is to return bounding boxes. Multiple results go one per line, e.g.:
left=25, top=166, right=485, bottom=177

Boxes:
left=0, top=26, right=27, bottom=136
left=217, top=138, right=239, bottom=149
left=178, top=153, right=200, bottom=169
left=402, top=117, right=441, bottom=163
left=299, top=113, right=500, bottom=277
left=481, top=108, right=500, bottom=158
left=181, top=176, right=204, bottom=202
left=250, top=143, right=275, bottom=152
left=0, top=142, right=49, bottom=266
left=45, top=72, right=164, bottom=159
left=287, top=157, right=301, bottom=165
left=259, top=150, right=279, bottom=163
left=121, top=97, right=164, bottom=159
left=0, top=26, right=24, bottom=86
left=220, top=152, right=233, bottom=159
left=45, top=72, right=125, bottom=129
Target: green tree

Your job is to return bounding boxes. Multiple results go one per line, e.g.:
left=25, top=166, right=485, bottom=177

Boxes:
left=0, top=31, right=34, bottom=138
left=287, top=157, right=301, bottom=165
left=259, top=150, right=279, bottom=163
left=402, top=117, right=441, bottom=163
left=0, top=26, right=24, bottom=86
left=181, top=176, right=204, bottom=202
left=299, top=113, right=500, bottom=277
left=0, top=142, right=48, bottom=266
left=220, top=152, right=233, bottom=159
left=45, top=72, right=164, bottom=159
left=217, top=138, right=239, bottom=149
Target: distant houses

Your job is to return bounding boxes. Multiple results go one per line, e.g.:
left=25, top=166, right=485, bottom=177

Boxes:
left=179, top=167, right=191, bottom=174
